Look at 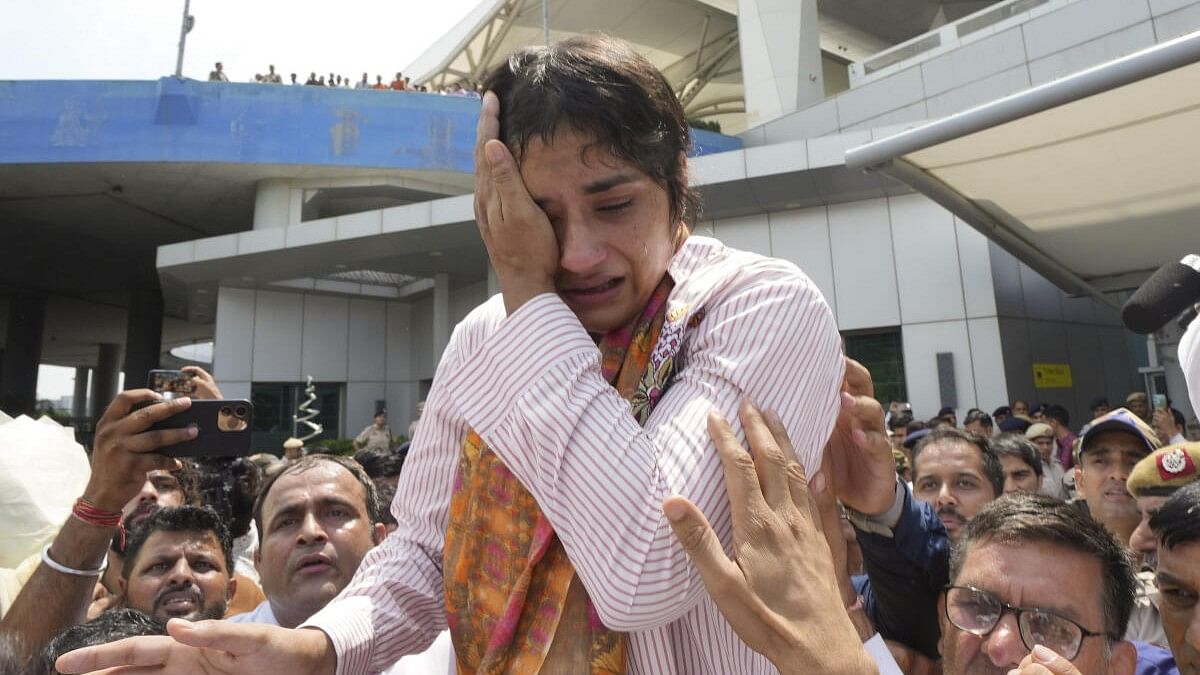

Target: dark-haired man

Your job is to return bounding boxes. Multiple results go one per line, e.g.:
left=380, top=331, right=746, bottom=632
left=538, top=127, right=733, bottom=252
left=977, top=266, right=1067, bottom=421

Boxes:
left=990, top=432, right=1043, bottom=494
left=1075, top=409, right=1162, bottom=553
left=39, top=609, right=165, bottom=675
left=963, top=410, right=994, bottom=437
left=941, top=494, right=1143, bottom=674
left=1045, top=403, right=1078, bottom=470
left=57, top=34, right=843, bottom=675
left=1149, top=481, right=1200, bottom=672
left=118, top=506, right=235, bottom=624
left=230, top=455, right=384, bottom=629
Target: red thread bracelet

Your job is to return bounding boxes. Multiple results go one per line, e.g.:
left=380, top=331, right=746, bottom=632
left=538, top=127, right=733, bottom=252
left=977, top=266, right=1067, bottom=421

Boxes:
left=72, top=497, right=125, bottom=549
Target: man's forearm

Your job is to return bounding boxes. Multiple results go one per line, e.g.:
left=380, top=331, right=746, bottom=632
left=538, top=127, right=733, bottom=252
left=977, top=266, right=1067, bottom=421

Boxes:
left=0, top=516, right=116, bottom=660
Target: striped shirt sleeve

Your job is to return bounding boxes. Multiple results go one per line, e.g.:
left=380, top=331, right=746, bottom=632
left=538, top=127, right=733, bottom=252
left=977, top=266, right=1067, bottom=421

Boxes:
left=442, top=261, right=844, bottom=632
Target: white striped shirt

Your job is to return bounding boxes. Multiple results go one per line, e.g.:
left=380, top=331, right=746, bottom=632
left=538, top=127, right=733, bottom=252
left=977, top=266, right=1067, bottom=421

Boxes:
left=305, top=236, right=845, bottom=674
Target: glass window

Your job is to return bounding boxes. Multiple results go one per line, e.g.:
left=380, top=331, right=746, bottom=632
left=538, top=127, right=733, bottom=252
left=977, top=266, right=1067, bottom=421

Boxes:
left=250, top=382, right=343, bottom=454
left=843, top=329, right=907, bottom=407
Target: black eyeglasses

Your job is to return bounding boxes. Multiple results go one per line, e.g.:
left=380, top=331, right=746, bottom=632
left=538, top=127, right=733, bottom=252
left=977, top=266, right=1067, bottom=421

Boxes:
left=943, top=585, right=1112, bottom=660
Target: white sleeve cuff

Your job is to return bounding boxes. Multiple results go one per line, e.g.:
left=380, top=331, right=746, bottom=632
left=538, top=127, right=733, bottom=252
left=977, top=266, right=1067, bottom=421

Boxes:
left=863, top=633, right=904, bottom=675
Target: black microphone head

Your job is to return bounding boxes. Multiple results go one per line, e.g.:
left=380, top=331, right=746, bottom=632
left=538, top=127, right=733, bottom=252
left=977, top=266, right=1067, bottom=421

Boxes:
left=1122, top=255, right=1200, bottom=334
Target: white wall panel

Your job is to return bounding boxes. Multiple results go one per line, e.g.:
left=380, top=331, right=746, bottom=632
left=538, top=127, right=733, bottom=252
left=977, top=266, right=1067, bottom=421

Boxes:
left=214, top=287, right=255, bottom=381
left=345, top=382, right=386, bottom=442
left=410, top=295, right=436, bottom=381
left=220, top=381, right=251, bottom=401
left=1028, top=21, right=1156, bottom=85
left=251, top=291, right=303, bottom=381
left=1021, top=0, right=1151, bottom=60
left=920, top=27, right=1027, bottom=96
left=387, top=381, right=422, bottom=439
left=713, top=214, right=773, bottom=255
left=301, top=295, right=349, bottom=381
left=768, top=208, right=837, bottom=317
left=956, top=220, right=997, bottom=318
left=967, top=317, right=1009, bottom=410
left=450, top=281, right=489, bottom=325
left=828, top=199, right=901, bottom=330
left=348, top=299, right=386, bottom=381
left=901, top=320, right=976, bottom=419
left=889, top=194, right=966, bottom=324
left=385, top=302, right=413, bottom=382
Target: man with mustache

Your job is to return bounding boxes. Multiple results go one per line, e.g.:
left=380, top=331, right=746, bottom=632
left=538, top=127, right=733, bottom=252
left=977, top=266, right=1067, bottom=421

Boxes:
left=844, top=427, right=1003, bottom=659
left=118, top=506, right=235, bottom=624
left=228, top=455, right=385, bottom=629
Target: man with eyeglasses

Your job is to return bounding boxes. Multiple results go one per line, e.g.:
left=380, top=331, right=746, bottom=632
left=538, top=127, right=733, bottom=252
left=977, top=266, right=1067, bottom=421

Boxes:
left=942, top=493, right=1175, bottom=675
left=1148, top=481, right=1200, bottom=674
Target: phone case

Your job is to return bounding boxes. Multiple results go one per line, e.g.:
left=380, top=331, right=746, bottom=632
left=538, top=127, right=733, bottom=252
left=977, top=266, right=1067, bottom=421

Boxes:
left=148, top=399, right=254, bottom=457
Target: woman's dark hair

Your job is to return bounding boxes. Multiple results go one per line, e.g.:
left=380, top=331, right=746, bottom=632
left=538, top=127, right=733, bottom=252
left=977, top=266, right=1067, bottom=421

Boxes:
left=483, top=34, right=698, bottom=225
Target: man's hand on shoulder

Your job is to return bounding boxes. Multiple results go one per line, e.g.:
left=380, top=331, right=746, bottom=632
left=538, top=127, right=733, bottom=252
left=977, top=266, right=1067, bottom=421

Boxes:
left=826, top=358, right=898, bottom=517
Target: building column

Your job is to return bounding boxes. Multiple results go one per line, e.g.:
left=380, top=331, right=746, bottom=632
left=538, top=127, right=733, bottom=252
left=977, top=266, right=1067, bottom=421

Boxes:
left=90, top=343, right=121, bottom=419
left=72, top=366, right=90, bottom=420
left=123, top=289, right=164, bottom=390
left=253, top=179, right=297, bottom=229
left=736, top=0, right=824, bottom=127
left=433, top=273, right=450, bottom=361
left=0, top=295, right=46, bottom=416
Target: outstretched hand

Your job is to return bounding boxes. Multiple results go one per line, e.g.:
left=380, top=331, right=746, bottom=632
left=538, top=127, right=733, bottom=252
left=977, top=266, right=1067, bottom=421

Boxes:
left=473, top=90, right=558, bottom=316
left=1007, top=645, right=1085, bottom=675
left=55, top=619, right=336, bottom=675
left=663, top=400, right=875, bottom=675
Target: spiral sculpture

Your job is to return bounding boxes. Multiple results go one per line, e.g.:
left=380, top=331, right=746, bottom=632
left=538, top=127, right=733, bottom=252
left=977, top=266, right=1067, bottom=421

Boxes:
left=293, top=375, right=324, bottom=443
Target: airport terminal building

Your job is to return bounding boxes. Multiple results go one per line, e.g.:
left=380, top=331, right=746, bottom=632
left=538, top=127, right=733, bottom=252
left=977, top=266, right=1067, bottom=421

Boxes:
left=2, top=0, right=1198, bottom=447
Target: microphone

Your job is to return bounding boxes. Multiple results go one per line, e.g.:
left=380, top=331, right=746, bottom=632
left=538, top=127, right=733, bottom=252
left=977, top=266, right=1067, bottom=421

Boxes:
left=1122, top=255, right=1200, bottom=334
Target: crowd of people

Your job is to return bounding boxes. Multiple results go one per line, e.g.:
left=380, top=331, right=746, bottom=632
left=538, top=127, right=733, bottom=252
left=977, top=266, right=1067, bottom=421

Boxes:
left=206, top=61, right=482, bottom=96
left=1, top=34, right=1198, bottom=675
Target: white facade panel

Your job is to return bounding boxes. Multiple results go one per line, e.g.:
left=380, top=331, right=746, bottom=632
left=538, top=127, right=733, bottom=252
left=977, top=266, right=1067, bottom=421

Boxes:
left=251, top=291, right=303, bottom=381
left=925, top=66, right=1032, bottom=120
left=713, top=214, right=773, bottom=254
left=1150, top=0, right=1200, bottom=14
left=1027, top=21, right=1156, bottom=85
left=450, top=281, right=489, bottom=324
left=955, top=220, right=998, bottom=319
left=387, top=381, right=422, bottom=439
left=835, top=66, right=926, bottom=128
left=345, top=382, right=387, bottom=442
left=220, top=381, right=251, bottom=401
left=410, top=295, right=436, bottom=382
left=889, top=194, right=966, bottom=324
left=285, top=219, right=337, bottom=248
left=920, top=27, right=1027, bottom=97
left=385, top=302, right=413, bottom=382
left=967, top=317, right=1009, bottom=410
left=901, top=320, right=977, bottom=419
left=768, top=208, right=837, bottom=317
left=336, top=210, right=382, bottom=240
left=301, top=295, right=349, bottom=381
left=843, top=101, right=930, bottom=133
left=827, top=199, right=901, bottom=330
left=348, top=299, right=387, bottom=381
left=1021, top=0, right=1152, bottom=61
left=214, top=287, right=255, bottom=381
left=1153, top=3, right=1200, bottom=40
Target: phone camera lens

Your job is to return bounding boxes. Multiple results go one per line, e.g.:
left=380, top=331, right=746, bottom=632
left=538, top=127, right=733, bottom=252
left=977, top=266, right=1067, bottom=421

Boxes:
left=220, top=406, right=232, bottom=416
left=235, top=406, right=247, bottom=417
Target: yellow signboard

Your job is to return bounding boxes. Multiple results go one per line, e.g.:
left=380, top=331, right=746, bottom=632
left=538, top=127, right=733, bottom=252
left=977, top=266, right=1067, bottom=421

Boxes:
left=1033, top=363, right=1073, bottom=389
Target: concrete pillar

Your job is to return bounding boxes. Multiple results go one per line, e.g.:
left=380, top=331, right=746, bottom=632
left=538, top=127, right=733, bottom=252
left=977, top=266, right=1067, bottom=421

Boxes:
left=72, top=367, right=90, bottom=420
left=433, top=273, right=450, bottom=361
left=0, top=295, right=46, bottom=417
left=123, top=289, right=164, bottom=390
left=737, top=0, right=824, bottom=128
left=253, top=178, right=296, bottom=230
left=90, top=343, right=121, bottom=419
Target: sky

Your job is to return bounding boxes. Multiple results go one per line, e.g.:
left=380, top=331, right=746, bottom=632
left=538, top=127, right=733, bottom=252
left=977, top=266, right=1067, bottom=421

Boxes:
left=5, top=0, right=482, bottom=401
left=1, top=0, right=483, bottom=82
